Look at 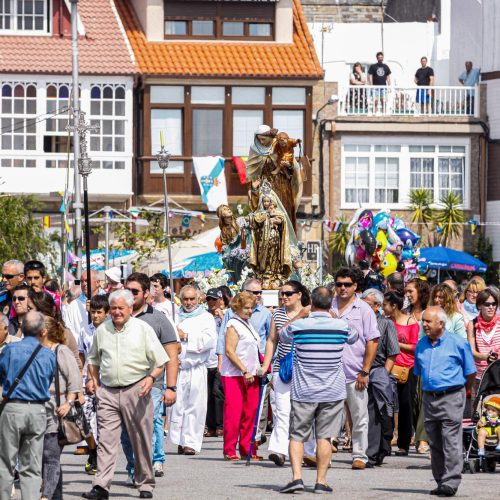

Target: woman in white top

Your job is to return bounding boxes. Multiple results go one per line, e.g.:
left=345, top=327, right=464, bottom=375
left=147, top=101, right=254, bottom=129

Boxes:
left=220, top=292, right=261, bottom=461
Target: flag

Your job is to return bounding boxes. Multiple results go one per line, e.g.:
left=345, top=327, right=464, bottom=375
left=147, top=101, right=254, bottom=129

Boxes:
left=436, top=223, right=444, bottom=235
left=232, top=156, right=247, bottom=185
left=198, top=214, right=206, bottom=224
left=323, top=220, right=333, bottom=232
left=332, top=221, right=343, bottom=232
left=192, top=156, right=228, bottom=211
left=468, top=219, right=478, bottom=235
left=43, top=216, right=50, bottom=229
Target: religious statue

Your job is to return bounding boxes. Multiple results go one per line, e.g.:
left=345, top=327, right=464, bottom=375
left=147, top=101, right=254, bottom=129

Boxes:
left=216, top=204, right=250, bottom=281
left=248, top=182, right=293, bottom=284
left=245, top=125, right=303, bottom=231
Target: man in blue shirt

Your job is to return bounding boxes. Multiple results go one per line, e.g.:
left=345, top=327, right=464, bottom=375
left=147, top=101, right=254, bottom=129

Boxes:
left=0, top=311, right=56, bottom=500
left=414, top=306, right=476, bottom=497
left=458, top=61, right=480, bottom=114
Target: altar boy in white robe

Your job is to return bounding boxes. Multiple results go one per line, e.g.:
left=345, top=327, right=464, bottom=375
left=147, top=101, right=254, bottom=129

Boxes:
left=169, top=285, right=217, bottom=455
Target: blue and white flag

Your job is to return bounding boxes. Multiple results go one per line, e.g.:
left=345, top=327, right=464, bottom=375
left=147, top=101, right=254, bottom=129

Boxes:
left=193, top=156, right=228, bottom=211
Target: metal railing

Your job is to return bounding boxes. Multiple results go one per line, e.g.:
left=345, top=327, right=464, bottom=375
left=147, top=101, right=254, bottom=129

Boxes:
left=339, top=85, right=479, bottom=117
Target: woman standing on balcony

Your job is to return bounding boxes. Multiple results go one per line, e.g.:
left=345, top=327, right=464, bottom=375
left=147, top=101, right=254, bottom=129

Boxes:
left=349, top=63, right=366, bottom=112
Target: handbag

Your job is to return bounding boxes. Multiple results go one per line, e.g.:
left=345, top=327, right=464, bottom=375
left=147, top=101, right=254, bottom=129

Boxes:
left=0, top=344, right=42, bottom=416
left=390, top=364, right=410, bottom=384
left=278, top=338, right=295, bottom=384
left=54, top=345, right=90, bottom=446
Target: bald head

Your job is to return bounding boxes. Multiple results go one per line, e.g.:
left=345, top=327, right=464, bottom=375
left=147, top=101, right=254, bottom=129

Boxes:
left=422, top=306, right=447, bottom=341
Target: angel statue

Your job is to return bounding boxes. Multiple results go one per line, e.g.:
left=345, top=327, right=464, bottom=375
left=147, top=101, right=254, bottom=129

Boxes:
left=248, top=182, right=295, bottom=286
left=216, top=204, right=250, bottom=281
left=245, top=125, right=304, bottom=231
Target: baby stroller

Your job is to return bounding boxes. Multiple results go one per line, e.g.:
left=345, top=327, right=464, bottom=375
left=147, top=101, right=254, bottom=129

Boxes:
left=463, top=359, right=500, bottom=473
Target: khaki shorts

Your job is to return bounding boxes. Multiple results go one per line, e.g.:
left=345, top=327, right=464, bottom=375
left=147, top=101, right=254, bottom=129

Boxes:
left=289, top=399, right=343, bottom=442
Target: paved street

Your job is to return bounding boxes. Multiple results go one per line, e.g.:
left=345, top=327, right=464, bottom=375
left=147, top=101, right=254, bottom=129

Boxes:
left=37, top=437, right=497, bottom=499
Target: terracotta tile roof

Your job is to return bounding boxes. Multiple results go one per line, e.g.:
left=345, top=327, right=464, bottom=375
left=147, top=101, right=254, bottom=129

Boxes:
left=117, top=0, right=323, bottom=80
left=0, top=0, right=136, bottom=75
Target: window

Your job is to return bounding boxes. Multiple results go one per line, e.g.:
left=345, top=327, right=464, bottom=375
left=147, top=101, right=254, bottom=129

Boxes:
left=342, top=140, right=468, bottom=207
left=273, top=110, right=304, bottom=144
left=272, top=88, right=306, bottom=106
left=164, top=0, right=274, bottom=40
left=193, top=109, right=223, bottom=156
left=46, top=83, right=70, bottom=133
left=150, top=86, right=184, bottom=104
left=1, top=82, right=36, bottom=151
left=0, top=0, right=48, bottom=33
left=345, top=157, right=369, bottom=203
left=150, top=109, right=184, bottom=173
left=89, top=84, right=126, bottom=153
left=233, top=110, right=263, bottom=156
left=191, top=86, right=225, bottom=105
left=375, top=157, right=399, bottom=203
left=232, top=87, right=265, bottom=105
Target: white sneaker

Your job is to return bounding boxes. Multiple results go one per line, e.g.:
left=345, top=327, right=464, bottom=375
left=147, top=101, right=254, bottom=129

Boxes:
left=153, top=462, right=164, bottom=477
left=125, top=473, right=135, bottom=487
left=11, top=484, right=15, bottom=498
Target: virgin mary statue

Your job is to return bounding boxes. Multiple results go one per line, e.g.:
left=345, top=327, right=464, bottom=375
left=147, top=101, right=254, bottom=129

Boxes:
left=248, top=182, right=296, bottom=284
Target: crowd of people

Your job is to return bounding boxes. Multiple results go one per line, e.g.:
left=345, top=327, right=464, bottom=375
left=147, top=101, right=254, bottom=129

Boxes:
left=348, top=52, right=480, bottom=114
left=0, top=257, right=499, bottom=498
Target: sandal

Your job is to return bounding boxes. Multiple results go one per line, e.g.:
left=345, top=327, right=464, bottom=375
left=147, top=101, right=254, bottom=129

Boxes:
left=417, top=442, right=430, bottom=454
left=342, top=437, right=352, bottom=452
left=223, top=454, right=239, bottom=461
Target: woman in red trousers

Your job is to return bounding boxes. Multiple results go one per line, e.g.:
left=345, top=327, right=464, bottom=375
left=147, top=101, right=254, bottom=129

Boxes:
left=220, top=292, right=262, bottom=461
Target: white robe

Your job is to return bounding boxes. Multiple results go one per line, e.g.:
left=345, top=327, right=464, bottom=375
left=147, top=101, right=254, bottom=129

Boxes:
left=168, top=311, right=217, bottom=452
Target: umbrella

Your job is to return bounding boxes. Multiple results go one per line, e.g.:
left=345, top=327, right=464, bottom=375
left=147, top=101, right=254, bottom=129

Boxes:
left=81, top=248, right=138, bottom=271
left=163, top=251, right=223, bottom=279
left=419, top=246, right=487, bottom=273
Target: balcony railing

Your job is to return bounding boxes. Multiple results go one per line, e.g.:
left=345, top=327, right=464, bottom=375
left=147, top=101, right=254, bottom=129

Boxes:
left=338, top=85, right=479, bottom=117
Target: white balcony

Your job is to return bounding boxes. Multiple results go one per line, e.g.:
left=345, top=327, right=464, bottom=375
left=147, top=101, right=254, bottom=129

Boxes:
left=338, top=85, right=479, bottom=118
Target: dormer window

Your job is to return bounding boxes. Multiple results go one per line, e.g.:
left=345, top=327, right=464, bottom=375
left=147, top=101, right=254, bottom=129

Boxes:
left=0, top=0, right=49, bottom=34
left=164, top=0, right=274, bottom=40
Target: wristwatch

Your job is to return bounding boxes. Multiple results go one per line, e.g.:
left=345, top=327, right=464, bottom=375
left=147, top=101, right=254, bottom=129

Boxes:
left=359, top=370, right=369, bottom=377
left=166, top=386, right=177, bottom=392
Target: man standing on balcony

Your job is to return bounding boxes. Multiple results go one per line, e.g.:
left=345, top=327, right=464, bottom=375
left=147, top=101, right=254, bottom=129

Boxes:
left=458, top=61, right=480, bottom=115
left=415, top=57, right=434, bottom=114
left=368, top=52, right=392, bottom=114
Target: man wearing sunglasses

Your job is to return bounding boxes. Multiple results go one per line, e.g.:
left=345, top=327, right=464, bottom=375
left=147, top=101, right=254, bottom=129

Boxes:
left=1, top=259, right=25, bottom=316
left=7, top=284, right=30, bottom=337
left=331, top=268, right=380, bottom=471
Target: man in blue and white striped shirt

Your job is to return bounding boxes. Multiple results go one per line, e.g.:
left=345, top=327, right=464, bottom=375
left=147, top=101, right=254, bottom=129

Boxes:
left=278, top=287, right=358, bottom=494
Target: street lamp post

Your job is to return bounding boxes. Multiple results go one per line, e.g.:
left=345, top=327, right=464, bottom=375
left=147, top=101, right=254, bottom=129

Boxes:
left=156, top=145, right=176, bottom=321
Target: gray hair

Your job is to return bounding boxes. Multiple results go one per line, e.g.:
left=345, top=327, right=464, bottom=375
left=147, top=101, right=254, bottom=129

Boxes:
left=2, top=259, right=24, bottom=274
left=241, top=277, right=261, bottom=291
left=179, top=285, right=200, bottom=300
left=21, top=311, right=46, bottom=338
left=361, top=288, right=384, bottom=305
left=109, top=289, right=134, bottom=307
left=0, top=312, right=9, bottom=328
left=424, top=306, right=447, bottom=325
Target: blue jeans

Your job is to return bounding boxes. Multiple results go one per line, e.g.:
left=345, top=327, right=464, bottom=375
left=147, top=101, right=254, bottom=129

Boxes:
left=121, top=385, right=165, bottom=474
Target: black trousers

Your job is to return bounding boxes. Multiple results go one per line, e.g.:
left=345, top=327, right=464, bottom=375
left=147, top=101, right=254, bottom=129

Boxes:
left=367, top=383, right=394, bottom=464
left=396, top=369, right=417, bottom=451
left=206, top=367, right=224, bottom=430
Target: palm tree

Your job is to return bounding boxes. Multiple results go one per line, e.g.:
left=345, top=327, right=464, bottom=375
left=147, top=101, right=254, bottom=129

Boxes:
left=408, top=188, right=433, bottom=229
left=434, top=192, right=464, bottom=246
left=329, top=217, right=350, bottom=268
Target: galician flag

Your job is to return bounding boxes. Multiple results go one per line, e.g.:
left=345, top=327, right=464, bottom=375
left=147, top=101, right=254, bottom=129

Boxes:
left=193, top=156, right=228, bottom=211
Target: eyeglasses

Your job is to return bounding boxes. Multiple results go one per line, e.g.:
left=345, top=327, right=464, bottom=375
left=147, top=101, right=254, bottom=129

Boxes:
left=482, top=302, right=497, bottom=308
left=280, top=291, right=298, bottom=297
left=126, top=288, right=141, bottom=296
left=335, top=282, right=354, bottom=288
left=2, top=273, right=21, bottom=280
left=244, top=290, right=262, bottom=296
left=466, top=290, right=479, bottom=295
left=12, top=296, right=26, bottom=302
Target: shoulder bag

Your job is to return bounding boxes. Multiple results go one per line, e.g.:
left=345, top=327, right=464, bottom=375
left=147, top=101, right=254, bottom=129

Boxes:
left=55, top=345, right=90, bottom=446
left=0, top=343, right=43, bottom=416
left=278, top=337, right=295, bottom=384
left=390, top=364, right=410, bottom=384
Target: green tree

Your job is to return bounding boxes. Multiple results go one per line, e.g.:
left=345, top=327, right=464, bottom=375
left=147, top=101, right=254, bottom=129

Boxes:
left=408, top=188, right=433, bottom=229
left=0, top=194, right=55, bottom=265
left=434, top=192, right=464, bottom=246
left=329, top=217, right=350, bottom=270
left=474, top=234, right=499, bottom=285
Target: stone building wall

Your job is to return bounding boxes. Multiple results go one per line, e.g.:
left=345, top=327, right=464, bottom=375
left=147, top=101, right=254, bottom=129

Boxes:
left=301, top=0, right=385, bottom=23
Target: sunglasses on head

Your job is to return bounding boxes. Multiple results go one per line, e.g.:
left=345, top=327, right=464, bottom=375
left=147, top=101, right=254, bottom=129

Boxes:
left=245, top=290, right=262, bottom=296
left=2, top=273, right=21, bottom=280
left=280, top=290, right=298, bottom=297
left=13, top=295, right=26, bottom=302
left=126, top=288, right=141, bottom=296
left=335, top=282, right=354, bottom=288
